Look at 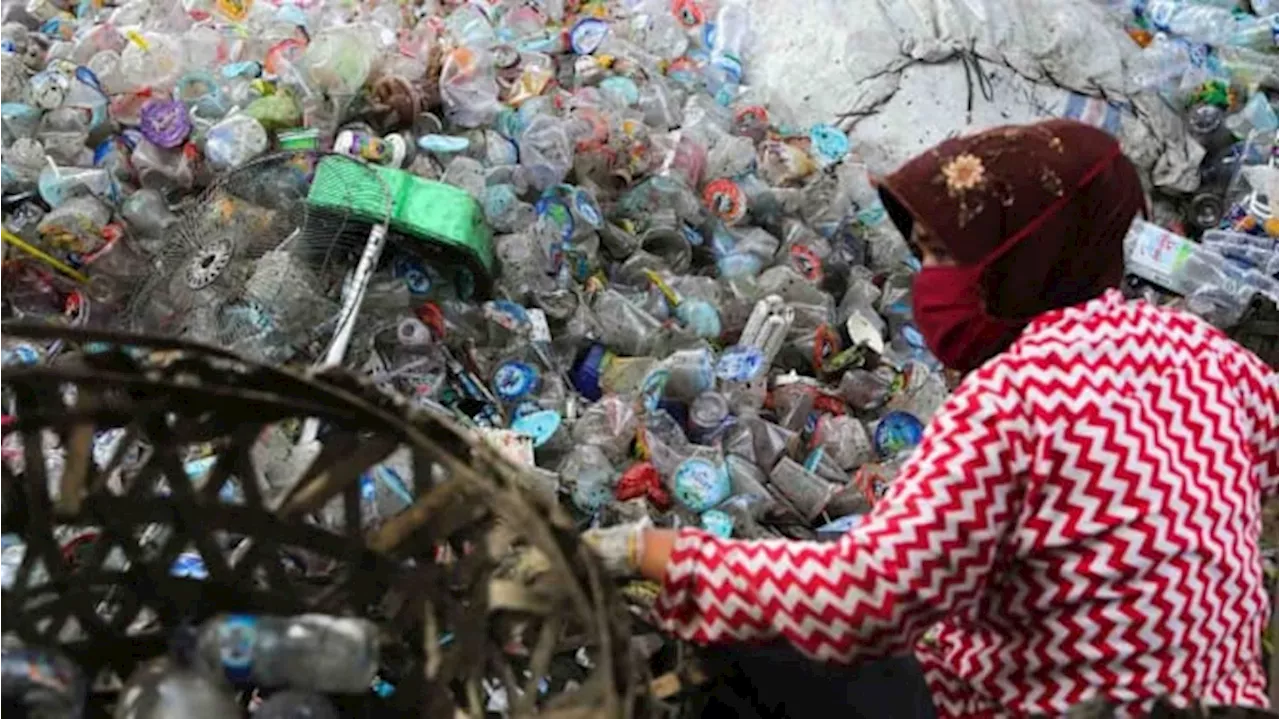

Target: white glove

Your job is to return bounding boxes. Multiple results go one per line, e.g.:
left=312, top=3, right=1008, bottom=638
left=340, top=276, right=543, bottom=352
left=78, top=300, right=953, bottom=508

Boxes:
left=582, top=519, right=650, bottom=577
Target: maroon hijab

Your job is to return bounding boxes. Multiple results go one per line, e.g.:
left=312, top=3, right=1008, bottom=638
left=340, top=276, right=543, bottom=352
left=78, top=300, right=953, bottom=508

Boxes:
left=877, top=119, right=1146, bottom=321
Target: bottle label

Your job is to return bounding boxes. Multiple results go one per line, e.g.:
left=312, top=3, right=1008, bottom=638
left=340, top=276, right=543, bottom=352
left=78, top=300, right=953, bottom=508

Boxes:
left=217, top=615, right=258, bottom=684
left=639, top=368, right=670, bottom=413
left=673, top=458, right=730, bottom=513
left=1126, top=220, right=1193, bottom=291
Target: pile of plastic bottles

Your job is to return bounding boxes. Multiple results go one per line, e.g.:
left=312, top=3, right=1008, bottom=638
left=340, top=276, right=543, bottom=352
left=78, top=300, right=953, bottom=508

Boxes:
left=3, top=614, right=380, bottom=717
left=1111, top=0, right=1279, bottom=327
left=0, top=0, right=948, bottom=713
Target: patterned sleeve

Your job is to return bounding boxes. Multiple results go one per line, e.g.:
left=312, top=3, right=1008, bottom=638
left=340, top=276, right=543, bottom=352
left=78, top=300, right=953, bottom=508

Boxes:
left=653, top=362, right=1032, bottom=662
left=1224, top=346, right=1279, bottom=498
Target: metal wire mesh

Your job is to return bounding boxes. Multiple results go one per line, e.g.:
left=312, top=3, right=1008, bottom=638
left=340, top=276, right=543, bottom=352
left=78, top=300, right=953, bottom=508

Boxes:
left=123, top=152, right=393, bottom=366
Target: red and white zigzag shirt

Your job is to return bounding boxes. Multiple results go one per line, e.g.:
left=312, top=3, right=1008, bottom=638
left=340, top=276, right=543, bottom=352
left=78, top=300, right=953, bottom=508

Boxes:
left=655, top=290, right=1278, bottom=717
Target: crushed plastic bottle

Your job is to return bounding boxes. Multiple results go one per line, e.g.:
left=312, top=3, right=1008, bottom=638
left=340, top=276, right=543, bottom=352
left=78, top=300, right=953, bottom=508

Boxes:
left=195, top=614, right=379, bottom=693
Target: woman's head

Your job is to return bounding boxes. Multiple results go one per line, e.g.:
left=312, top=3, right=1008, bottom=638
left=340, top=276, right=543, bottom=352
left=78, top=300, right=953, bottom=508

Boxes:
left=877, top=119, right=1146, bottom=370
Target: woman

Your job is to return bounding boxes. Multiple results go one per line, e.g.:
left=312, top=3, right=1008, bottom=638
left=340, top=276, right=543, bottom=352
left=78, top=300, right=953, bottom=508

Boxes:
left=588, top=120, right=1278, bottom=717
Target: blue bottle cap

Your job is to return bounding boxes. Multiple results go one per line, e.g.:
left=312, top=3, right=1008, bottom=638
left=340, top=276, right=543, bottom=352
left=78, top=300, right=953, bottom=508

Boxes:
left=639, top=368, right=670, bottom=413
left=215, top=615, right=259, bottom=685
left=874, top=411, right=924, bottom=458
left=701, top=508, right=734, bottom=538
left=809, top=124, right=849, bottom=166
left=394, top=256, right=437, bottom=295
left=570, top=17, right=609, bottom=55
left=570, top=343, right=609, bottom=401
left=492, top=360, right=540, bottom=402
left=673, top=458, right=731, bottom=513
left=511, top=409, right=562, bottom=448
left=715, top=345, right=764, bottom=382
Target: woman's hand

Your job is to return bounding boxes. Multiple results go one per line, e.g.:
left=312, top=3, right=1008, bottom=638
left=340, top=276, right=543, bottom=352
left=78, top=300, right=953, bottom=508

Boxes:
left=582, top=521, right=677, bottom=582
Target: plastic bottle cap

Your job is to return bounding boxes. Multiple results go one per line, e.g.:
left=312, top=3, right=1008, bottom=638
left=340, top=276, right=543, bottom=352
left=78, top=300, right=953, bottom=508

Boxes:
left=138, top=99, right=192, bottom=149
left=703, top=178, right=747, bottom=224
left=570, top=18, right=609, bottom=54
left=511, top=409, right=562, bottom=447
left=672, top=0, right=706, bottom=27
left=809, top=124, right=849, bottom=165
left=215, top=615, right=259, bottom=684
left=789, top=244, right=823, bottom=281
left=673, top=458, right=730, bottom=513
left=493, top=360, right=540, bottom=401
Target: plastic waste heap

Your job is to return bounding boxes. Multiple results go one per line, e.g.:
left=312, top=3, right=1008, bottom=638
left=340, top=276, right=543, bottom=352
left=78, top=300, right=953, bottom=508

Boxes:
left=0, top=0, right=1276, bottom=715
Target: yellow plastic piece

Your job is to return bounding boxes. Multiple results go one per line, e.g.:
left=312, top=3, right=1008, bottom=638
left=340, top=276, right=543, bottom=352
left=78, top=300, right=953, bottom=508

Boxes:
left=1, top=229, right=87, bottom=284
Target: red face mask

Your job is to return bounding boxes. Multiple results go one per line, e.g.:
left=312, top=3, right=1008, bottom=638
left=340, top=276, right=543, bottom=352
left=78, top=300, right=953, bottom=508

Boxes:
left=912, top=261, right=1025, bottom=372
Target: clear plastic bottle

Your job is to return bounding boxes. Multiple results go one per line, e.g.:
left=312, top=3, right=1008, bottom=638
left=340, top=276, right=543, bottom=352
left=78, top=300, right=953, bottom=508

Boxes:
left=2, top=640, right=85, bottom=719
left=1129, top=33, right=1193, bottom=93
left=1124, top=219, right=1266, bottom=326
left=195, top=613, right=379, bottom=693
left=203, top=114, right=269, bottom=171
left=113, top=656, right=239, bottom=719
left=1143, top=0, right=1275, bottom=49
left=1232, top=13, right=1278, bottom=51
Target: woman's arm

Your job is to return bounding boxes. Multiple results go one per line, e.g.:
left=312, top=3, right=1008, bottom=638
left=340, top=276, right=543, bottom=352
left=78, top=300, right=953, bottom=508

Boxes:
left=642, top=362, right=1032, bottom=662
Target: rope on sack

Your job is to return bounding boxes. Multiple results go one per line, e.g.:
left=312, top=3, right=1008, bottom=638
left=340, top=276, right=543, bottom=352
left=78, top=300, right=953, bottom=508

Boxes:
left=960, top=49, right=994, bottom=125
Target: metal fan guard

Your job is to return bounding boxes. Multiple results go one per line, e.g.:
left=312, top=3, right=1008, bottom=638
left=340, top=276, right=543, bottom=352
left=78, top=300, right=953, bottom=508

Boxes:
left=0, top=324, right=645, bottom=718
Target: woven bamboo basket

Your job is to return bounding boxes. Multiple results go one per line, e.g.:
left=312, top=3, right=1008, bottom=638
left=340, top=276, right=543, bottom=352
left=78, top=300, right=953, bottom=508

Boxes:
left=0, top=323, right=646, bottom=717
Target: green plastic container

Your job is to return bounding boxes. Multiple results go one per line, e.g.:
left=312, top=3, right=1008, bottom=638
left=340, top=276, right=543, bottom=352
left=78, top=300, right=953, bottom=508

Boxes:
left=307, top=156, right=495, bottom=293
